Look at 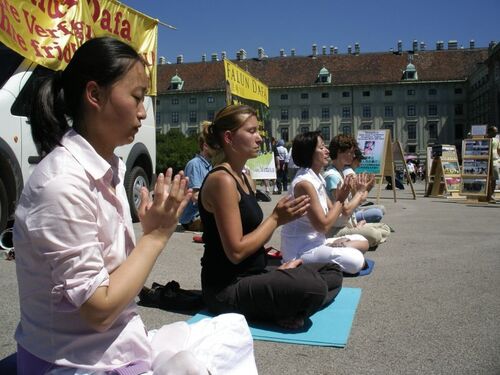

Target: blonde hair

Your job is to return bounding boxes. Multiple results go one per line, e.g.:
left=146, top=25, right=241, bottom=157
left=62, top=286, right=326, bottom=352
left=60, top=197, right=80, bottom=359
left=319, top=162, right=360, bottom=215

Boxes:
left=202, top=104, right=257, bottom=165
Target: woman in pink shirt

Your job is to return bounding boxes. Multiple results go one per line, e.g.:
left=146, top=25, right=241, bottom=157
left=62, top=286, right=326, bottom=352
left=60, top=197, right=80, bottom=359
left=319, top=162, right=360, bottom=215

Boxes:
left=13, top=37, right=256, bottom=374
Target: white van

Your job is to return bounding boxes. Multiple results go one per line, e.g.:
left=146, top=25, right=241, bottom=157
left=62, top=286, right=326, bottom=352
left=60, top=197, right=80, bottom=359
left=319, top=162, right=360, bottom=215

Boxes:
left=0, top=42, right=156, bottom=232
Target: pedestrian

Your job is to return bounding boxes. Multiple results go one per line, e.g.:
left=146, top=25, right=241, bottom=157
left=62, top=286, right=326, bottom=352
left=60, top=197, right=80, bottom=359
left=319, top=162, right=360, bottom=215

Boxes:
left=276, top=139, right=289, bottom=192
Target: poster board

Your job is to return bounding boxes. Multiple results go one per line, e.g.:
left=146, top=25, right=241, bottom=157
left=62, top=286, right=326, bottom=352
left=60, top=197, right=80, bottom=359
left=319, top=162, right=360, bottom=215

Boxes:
left=459, top=138, right=491, bottom=198
left=246, top=153, right=277, bottom=180
left=425, top=145, right=461, bottom=198
left=356, top=130, right=396, bottom=202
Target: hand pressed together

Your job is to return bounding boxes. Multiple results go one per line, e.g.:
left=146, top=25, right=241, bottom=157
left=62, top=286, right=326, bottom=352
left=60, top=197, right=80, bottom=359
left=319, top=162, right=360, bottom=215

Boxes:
left=272, top=195, right=311, bottom=226
left=138, top=168, right=192, bottom=237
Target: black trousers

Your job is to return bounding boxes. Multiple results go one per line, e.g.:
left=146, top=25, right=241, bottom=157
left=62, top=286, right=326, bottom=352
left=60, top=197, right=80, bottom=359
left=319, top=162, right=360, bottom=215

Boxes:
left=202, top=263, right=343, bottom=321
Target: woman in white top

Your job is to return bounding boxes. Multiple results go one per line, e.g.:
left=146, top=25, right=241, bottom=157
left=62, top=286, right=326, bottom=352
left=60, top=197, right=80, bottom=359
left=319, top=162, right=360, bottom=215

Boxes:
left=281, top=131, right=369, bottom=274
left=13, top=37, right=256, bottom=375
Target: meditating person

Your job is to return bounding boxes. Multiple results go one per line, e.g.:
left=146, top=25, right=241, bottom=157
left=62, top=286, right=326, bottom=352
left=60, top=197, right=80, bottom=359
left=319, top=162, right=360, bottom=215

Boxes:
left=324, top=135, right=391, bottom=248
left=343, top=147, right=386, bottom=223
left=199, top=104, right=343, bottom=329
left=14, top=37, right=257, bottom=374
left=280, top=131, right=369, bottom=275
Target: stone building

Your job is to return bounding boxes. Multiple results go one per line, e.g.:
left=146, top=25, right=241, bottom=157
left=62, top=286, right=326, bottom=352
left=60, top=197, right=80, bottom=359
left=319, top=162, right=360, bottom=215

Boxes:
left=156, top=41, right=490, bottom=159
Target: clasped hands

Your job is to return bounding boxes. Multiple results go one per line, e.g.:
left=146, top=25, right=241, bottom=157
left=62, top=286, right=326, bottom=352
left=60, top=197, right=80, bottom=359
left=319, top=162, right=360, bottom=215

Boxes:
left=138, top=168, right=192, bottom=236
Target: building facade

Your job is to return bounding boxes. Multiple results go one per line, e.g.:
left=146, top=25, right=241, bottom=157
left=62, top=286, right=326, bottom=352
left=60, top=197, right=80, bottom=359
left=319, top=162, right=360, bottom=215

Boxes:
left=156, top=41, right=491, bottom=160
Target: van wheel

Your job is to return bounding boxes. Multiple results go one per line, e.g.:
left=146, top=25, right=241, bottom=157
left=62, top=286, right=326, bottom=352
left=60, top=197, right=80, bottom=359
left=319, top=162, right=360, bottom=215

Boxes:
left=126, top=166, right=149, bottom=223
left=0, top=179, right=8, bottom=233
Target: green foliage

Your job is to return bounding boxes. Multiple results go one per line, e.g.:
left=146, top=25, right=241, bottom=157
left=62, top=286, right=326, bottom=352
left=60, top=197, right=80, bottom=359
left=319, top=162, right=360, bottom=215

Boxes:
left=156, top=130, right=198, bottom=174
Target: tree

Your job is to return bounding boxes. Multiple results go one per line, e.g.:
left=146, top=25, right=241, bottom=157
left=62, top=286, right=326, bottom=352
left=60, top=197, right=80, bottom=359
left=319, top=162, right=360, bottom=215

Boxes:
left=156, top=130, right=198, bottom=174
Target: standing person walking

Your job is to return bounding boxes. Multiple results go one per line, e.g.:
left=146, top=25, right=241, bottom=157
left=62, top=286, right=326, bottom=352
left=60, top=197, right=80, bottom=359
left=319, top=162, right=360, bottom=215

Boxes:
left=276, top=139, right=289, bottom=192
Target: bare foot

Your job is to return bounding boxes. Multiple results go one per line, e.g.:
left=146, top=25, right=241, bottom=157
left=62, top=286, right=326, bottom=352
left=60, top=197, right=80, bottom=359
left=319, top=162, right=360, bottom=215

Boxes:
left=276, top=316, right=304, bottom=330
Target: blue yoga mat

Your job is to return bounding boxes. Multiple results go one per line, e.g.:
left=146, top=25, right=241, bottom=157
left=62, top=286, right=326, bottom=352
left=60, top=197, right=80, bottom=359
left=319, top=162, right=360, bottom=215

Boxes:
left=187, top=287, right=362, bottom=347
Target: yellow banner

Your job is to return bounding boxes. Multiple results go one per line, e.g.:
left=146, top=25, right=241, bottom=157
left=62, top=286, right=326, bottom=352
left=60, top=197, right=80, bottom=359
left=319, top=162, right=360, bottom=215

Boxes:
left=0, top=0, right=158, bottom=94
left=224, top=59, right=269, bottom=107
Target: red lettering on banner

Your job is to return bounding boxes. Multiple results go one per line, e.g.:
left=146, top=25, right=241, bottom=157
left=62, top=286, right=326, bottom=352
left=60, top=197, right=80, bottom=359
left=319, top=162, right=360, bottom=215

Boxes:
left=31, top=0, right=67, bottom=19
left=0, top=1, right=28, bottom=51
left=99, top=9, right=131, bottom=41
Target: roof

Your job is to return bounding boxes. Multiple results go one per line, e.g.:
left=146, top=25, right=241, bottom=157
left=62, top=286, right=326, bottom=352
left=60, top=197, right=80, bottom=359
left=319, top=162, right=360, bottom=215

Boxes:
left=157, top=49, right=488, bottom=94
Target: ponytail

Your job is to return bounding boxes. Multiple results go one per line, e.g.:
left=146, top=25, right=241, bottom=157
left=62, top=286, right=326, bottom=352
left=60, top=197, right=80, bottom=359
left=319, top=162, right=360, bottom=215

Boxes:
left=30, top=70, right=70, bottom=156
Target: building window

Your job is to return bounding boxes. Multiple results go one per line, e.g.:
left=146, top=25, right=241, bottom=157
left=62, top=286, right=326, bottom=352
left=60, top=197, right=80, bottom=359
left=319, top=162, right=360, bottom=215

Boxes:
left=300, top=93, right=309, bottom=99
left=207, top=96, right=215, bottom=103
left=342, top=125, right=352, bottom=135
left=342, top=106, right=351, bottom=118
left=280, top=108, right=289, bottom=121
left=455, top=104, right=464, bottom=116
left=171, top=98, right=179, bottom=105
left=156, top=111, right=161, bottom=125
left=300, top=126, right=309, bottom=134
left=408, top=145, right=416, bottom=153
left=407, top=89, right=415, bottom=96
left=382, top=123, right=394, bottom=140
left=187, top=128, right=197, bottom=136
left=342, top=91, right=350, bottom=98
left=189, top=111, right=197, bottom=123
left=189, top=97, right=197, bottom=104
left=207, top=110, right=215, bottom=121
left=301, top=108, right=309, bottom=120
left=280, top=127, right=289, bottom=142
left=454, top=88, right=463, bottom=94
left=428, top=104, right=438, bottom=116
left=362, top=90, right=370, bottom=97
left=321, top=92, right=329, bottom=98
left=321, top=107, right=330, bottom=120
left=455, top=123, right=464, bottom=138
left=171, top=112, right=179, bottom=124
left=384, top=105, right=394, bottom=117
left=407, top=104, right=416, bottom=117
left=408, top=123, right=416, bottom=140
left=428, top=88, right=437, bottom=95
left=362, top=105, right=371, bottom=118
left=280, top=94, right=288, bottom=100
left=321, top=126, right=331, bottom=141
left=361, top=124, right=372, bottom=130
left=428, top=122, right=438, bottom=139
left=385, top=90, right=393, bottom=96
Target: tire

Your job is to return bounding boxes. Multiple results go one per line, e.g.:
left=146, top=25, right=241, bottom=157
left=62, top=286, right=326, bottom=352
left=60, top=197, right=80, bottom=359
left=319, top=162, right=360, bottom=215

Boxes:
left=0, top=179, right=8, bottom=233
left=126, top=166, right=149, bottom=223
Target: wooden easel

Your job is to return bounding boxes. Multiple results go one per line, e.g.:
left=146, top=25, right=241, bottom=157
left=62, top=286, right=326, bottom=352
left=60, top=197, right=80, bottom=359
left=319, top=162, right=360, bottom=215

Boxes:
left=425, top=145, right=462, bottom=199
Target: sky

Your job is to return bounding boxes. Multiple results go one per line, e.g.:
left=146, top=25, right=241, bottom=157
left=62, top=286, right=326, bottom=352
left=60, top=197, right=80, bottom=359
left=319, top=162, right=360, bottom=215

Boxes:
left=120, top=0, right=500, bottom=63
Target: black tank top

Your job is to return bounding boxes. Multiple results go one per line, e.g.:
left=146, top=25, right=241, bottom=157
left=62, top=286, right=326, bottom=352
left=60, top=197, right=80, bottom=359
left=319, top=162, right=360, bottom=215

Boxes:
left=199, top=166, right=267, bottom=287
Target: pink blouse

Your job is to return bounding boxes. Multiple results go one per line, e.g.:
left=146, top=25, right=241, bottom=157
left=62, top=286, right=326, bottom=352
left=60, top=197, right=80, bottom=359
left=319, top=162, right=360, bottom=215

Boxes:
left=14, top=130, right=151, bottom=371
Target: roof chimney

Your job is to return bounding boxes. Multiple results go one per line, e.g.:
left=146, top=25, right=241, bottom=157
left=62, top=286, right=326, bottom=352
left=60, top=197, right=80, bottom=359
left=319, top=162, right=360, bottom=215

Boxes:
left=397, top=40, right=403, bottom=53
left=211, top=53, right=218, bottom=62
left=469, top=39, right=475, bottom=49
left=221, top=51, right=227, bottom=60
left=329, top=46, right=334, bottom=55
left=201, top=53, right=206, bottom=62
left=258, top=47, right=265, bottom=60
left=334, top=47, right=338, bottom=54
left=420, top=41, right=426, bottom=51
left=176, top=55, right=183, bottom=64
left=448, top=40, right=458, bottom=50
left=159, top=56, right=166, bottom=65
left=312, top=44, right=317, bottom=57
left=322, top=46, right=327, bottom=55
left=354, top=42, right=360, bottom=55
left=412, top=40, right=418, bottom=52
left=280, top=48, right=286, bottom=57
left=347, top=45, right=352, bottom=54
left=291, top=48, right=296, bottom=57
left=436, top=41, right=444, bottom=50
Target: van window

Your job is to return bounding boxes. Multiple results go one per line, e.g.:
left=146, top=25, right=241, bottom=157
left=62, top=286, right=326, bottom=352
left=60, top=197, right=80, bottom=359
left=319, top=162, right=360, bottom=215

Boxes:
left=11, top=65, right=53, bottom=117
left=0, top=42, right=24, bottom=88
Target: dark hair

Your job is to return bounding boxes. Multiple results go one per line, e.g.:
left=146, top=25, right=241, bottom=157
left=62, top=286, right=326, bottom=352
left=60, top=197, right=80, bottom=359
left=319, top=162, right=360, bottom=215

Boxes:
left=329, top=134, right=357, bottom=160
left=30, top=37, right=145, bottom=155
left=292, top=131, right=322, bottom=168
left=202, top=104, right=256, bottom=163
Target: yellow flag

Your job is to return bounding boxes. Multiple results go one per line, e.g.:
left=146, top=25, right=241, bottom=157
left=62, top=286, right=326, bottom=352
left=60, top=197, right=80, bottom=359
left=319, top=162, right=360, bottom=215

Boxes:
left=0, top=0, right=158, bottom=94
left=224, top=59, right=269, bottom=107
